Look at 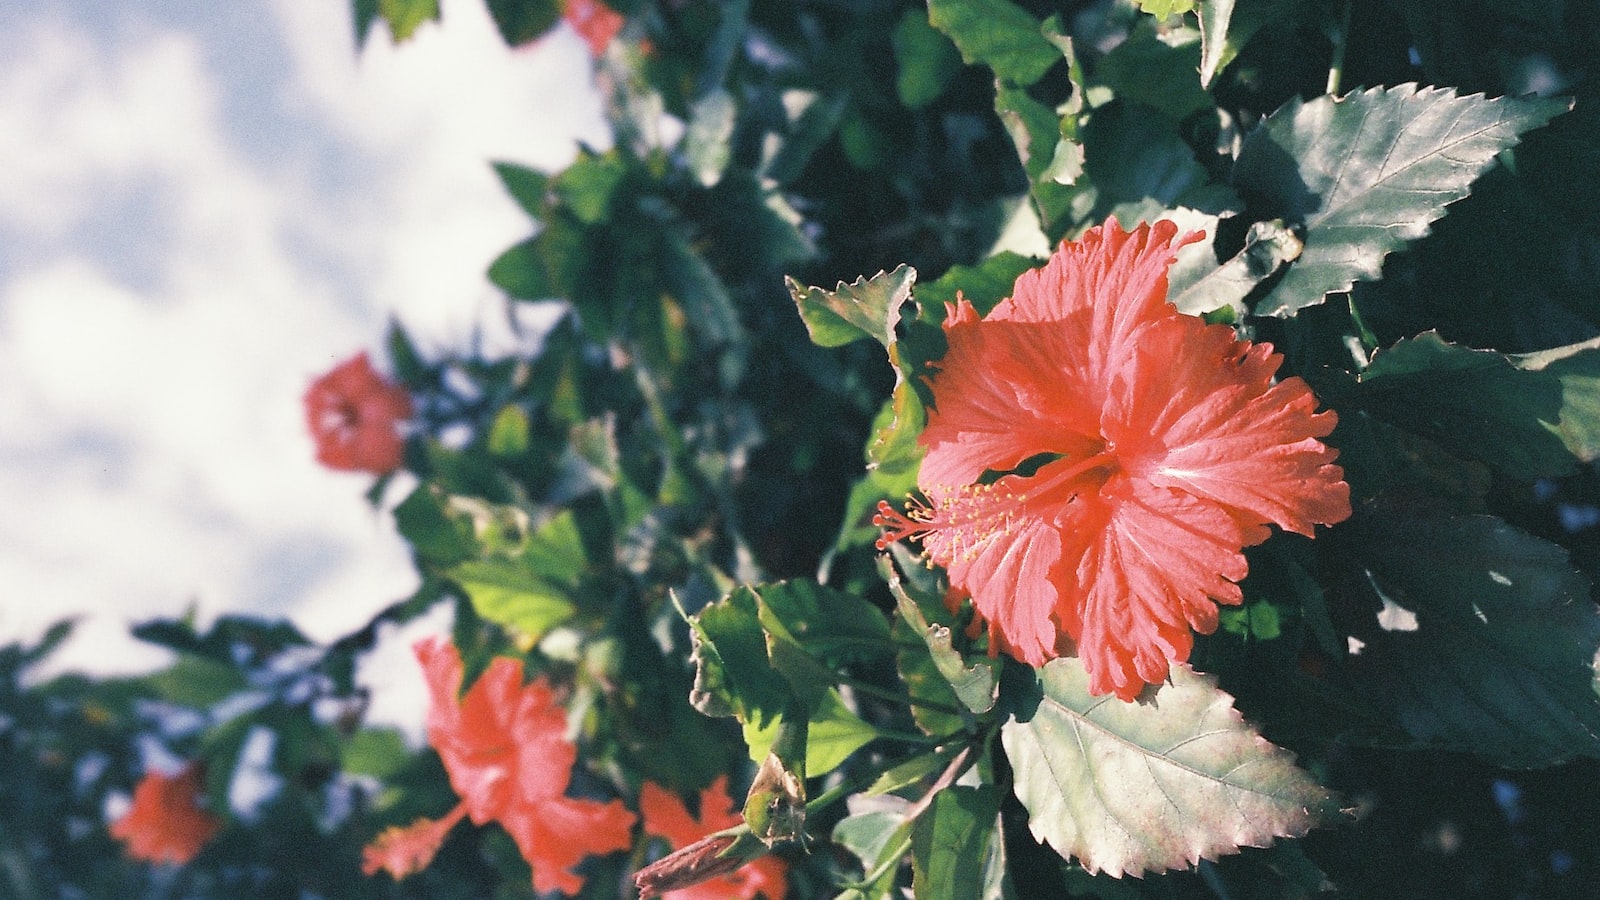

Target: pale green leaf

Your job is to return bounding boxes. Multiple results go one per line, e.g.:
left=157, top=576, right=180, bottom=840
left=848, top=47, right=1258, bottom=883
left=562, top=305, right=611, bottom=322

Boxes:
left=1002, top=659, right=1338, bottom=877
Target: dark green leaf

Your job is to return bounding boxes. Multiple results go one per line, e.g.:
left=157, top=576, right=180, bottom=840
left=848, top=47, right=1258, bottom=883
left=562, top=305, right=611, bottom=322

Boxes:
left=488, top=237, right=554, bottom=300
left=1235, top=84, right=1571, bottom=316
left=1002, top=659, right=1338, bottom=876
left=492, top=160, right=549, bottom=218
left=1359, top=332, right=1600, bottom=478
left=1197, top=0, right=1304, bottom=86
left=927, top=0, right=1060, bottom=86
left=787, top=265, right=916, bottom=350
left=764, top=92, right=849, bottom=186
left=146, top=655, right=248, bottom=709
left=352, top=0, right=380, bottom=48
left=554, top=152, right=628, bottom=225
left=1095, top=23, right=1210, bottom=121
left=1337, top=508, right=1600, bottom=767
left=833, top=800, right=912, bottom=899
left=688, top=587, right=790, bottom=725
left=893, top=9, right=963, bottom=110
left=483, top=0, right=561, bottom=46
left=1076, top=101, right=1237, bottom=233
left=393, top=484, right=476, bottom=565
left=911, top=785, right=1002, bottom=899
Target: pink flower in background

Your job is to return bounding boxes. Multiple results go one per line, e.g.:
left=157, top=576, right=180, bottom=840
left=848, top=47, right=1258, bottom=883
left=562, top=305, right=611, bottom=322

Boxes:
left=109, top=764, right=221, bottom=864
left=363, top=639, right=635, bottom=893
left=564, top=0, right=624, bottom=57
left=304, top=351, right=412, bottom=473
left=877, top=219, right=1351, bottom=700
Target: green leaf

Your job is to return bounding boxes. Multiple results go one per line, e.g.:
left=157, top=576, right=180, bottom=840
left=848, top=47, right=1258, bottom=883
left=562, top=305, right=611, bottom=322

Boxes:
left=488, top=237, right=554, bottom=300
left=1075, top=101, right=1236, bottom=233
left=1359, top=332, right=1600, bottom=478
left=1132, top=0, right=1197, bottom=16
left=1337, top=508, right=1600, bottom=767
left=911, top=785, right=1002, bottom=900
left=893, top=9, right=963, bottom=110
left=1197, top=0, right=1303, bottom=87
left=1234, top=83, right=1571, bottom=316
left=1168, top=217, right=1303, bottom=317
left=763, top=92, right=849, bottom=186
left=393, top=485, right=476, bottom=565
left=927, top=0, right=1060, bottom=86
left=787, top=265, right=916, bottom=350
left=742, top=688, right=879, bottom=776
left=554, top=151, right=629, bottom=225
left=834, top=800, right=912, bottom=899
left=888, top=564, right=998, bottom=716
left=449, top=557, right=576, bottom=642
left=445, top=508, right=586, bottom=641
left=915, top=252, right=1035, bottom=318
left=342, top=727, right=412, bottom=779
left=486, top=405, right=530, bottom=456
left=353, top=0, right=380, bottom=48
left=688, top=587, right=790, bottom=725
left=995, top=84, right=1075, bottom=185
left=492, top=161, right=549, bottom=218
left=1002, top=659, right=1338, bottom=877
left=483, top=0, right=561, bottom=46
left=376, top=0, right=438, bottom=42
left=1095, top=23, right=1210, bottom=122
left=145, top=655, right=248, bottom=708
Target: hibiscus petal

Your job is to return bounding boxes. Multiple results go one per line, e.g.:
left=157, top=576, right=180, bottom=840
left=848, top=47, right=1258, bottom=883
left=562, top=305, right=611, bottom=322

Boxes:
left=500, top=795, right=637, bottom=896
left=1066, top=479, right=1247, bottom=700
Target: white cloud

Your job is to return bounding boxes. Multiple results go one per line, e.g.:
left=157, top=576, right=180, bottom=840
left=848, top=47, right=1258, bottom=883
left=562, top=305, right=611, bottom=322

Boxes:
left=0, top=0, right=607, bottom=734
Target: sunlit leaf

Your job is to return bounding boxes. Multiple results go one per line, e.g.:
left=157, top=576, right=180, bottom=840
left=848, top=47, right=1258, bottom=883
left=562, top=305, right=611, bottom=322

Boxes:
left=376, top=0, right=438, bottom=42
left=927, top=0, right=1059, bottom=86
left=1235, top=84, right=1571, bottom=316
left=1002, top=659, right=1338, bottom=876
left=787, top=265, right=916, bottom=350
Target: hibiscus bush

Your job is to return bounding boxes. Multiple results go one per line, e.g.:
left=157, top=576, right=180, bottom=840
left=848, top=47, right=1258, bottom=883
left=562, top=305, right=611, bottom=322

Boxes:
left=11, top=0, right=1600, bottom=896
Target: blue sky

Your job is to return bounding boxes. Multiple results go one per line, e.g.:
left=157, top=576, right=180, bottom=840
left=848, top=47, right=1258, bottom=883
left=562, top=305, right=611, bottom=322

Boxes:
left=0, top=1, right=606, bottom=729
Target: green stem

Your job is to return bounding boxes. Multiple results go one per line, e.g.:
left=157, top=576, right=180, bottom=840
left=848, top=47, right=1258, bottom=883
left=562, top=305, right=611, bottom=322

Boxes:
left=1325, top=0, right=1352, bottom=96
left=835, top=674, right=966, bottom=718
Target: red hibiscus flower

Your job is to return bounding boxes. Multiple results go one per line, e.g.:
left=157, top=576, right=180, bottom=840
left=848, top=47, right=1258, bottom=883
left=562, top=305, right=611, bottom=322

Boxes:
left=877, top=219, right=1351, bottom=700
left=639, top=777, right=788, bottom=900
left=304, top=351, right=412, bottom=474
left=109, top=763, right=221, bottom=865
left=364, top=639, right=635, bottom=894
left=564, top=0, right=624, bottom=57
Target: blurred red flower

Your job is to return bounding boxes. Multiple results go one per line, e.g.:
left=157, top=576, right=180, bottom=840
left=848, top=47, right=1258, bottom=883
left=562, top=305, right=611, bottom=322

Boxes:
left=564, top=0, right=624, bottom=57
left=304, top=351, right=411, bottom=474
left=366, top=638, right=635, bottom=894
left=639, top=776, right=787, bottom=900
left=109, top=764, right=221, bottom=865
left=878, top=219, right=1350, bottom=700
